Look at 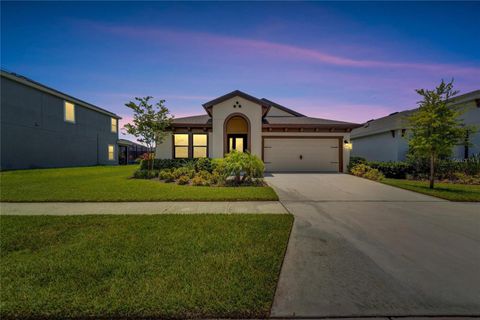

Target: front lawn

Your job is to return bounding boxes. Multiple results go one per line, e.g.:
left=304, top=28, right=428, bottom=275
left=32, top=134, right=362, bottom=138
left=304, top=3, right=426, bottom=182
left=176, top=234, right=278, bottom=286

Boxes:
left=0, top=166, right=278, bottom=201
left=0, top=214, right=293, bottom=319
left=382, top=178, right=480, bottom=201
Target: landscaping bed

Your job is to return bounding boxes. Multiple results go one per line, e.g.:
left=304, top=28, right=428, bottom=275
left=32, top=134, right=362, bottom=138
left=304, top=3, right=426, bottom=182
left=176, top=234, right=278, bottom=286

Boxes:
left=0, top=165, right=278, bottom=202
left=0, top=214, right=293, bottom=319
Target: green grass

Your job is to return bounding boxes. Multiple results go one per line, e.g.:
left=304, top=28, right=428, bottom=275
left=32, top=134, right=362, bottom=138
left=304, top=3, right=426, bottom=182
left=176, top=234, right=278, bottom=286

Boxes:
left=382, top=178, right=480, bottom=201
left=0, top=214, right=293, bottom=319
left=0, top=165, right=278, bottom=202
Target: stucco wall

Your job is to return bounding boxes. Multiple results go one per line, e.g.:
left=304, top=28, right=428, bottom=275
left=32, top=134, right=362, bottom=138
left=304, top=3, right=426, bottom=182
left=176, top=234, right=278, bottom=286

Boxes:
left=262, top=132, right=351, bottom=172
left=211, top=96, right=263, bottom=158
left=1, top=77, right=118, bottom=170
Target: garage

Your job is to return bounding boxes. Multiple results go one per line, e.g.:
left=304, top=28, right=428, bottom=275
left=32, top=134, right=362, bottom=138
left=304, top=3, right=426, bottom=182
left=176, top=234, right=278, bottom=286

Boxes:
left=263, top=137, right=341, bottom=172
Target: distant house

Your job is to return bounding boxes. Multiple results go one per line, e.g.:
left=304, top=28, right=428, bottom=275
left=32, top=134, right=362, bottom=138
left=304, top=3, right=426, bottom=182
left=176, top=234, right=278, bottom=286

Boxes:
left=1, top=70, right=121, bottom=170
left=118, top=139, right=150, bottom=165
left=156, top=90, right=361, bottom=172
left=350, top=90, right=480, bottom=162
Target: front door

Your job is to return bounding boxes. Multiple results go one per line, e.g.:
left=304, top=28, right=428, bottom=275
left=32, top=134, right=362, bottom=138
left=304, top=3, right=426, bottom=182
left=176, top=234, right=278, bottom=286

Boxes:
left=227, top=134, right=247, bottom=153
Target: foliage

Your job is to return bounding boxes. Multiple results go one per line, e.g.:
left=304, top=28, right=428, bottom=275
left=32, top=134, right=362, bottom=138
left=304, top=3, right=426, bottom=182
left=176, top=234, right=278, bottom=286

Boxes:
left=223, top=151, right=265, bottom=185
left=350, top=163, right=384, bottom=181
left=158, top=169, right=175, bottom=182
left=176, top=175, right=190, bottom=185
left=195, top=158, right=213, bottom=173
left=192, top=175, right=210, bottom=186
left=449, top=173, right=480, bottom=185
left=407, top=80, right=473, bottom=188
left=123, top=97, right=173, bottom=172
left=133, top=169, right=158, bottom=179
left=347, top=156, right=367, bottom=173
left=368, top=161, right=411, bottom=179
left=172, top=167, right=195, bottom=179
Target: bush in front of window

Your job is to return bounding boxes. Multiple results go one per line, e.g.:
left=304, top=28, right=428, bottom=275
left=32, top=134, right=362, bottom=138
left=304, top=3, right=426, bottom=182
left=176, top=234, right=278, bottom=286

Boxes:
left=132, top=169, right=159, bottom=179
left=176, top=175, right=190, bottom=185
left=158, top=169, right=175, bottom=182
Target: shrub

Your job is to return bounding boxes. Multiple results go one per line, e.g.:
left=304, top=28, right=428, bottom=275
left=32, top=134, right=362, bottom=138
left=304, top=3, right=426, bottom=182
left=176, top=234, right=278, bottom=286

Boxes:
left=140, top=158, right=195, bottom=171
left=363, top=168, right=385, bottom=181
left=348, top=156, right=367, bottom=173
left=191, top=175, right=210, bottom=186
left=450, top=172, right=480, bottom=185
left=158, top=169, right=175, bottom=182
left=350, top=163, right=384, bottom=181
left=176, top=175, right=190, bottom=185
left=172, top=167, right=195, bottom=179
left=350, top=163, right=370, bottom=177
left=195, top=158, right=213, bottom=173
left=196, top=170, right=212, bottom=180
left=132, top=169, right=158, bottom=179
left=368, top=161, right=412, bottom=179
left=223, top=151, right=265, bottom=184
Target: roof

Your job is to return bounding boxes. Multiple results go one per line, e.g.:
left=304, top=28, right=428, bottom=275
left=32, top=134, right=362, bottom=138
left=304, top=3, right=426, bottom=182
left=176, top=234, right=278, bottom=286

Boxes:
left=261, top=98, right=305, bottom=117
left=351, top=89, right=480, bottom=139
left=118, top=139, right=149, bottom=148
left=202, top=90, right=271, bottom=116
left=264, top=116, right=361, bottom=129
left=1, top=69, right=121, bottom=119
left=171, top=114, right=211, bottom=127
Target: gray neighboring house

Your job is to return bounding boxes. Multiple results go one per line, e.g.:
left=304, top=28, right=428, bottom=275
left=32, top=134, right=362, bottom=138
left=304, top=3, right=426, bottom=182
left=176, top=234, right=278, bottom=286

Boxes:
left=351, top=90, right=480, bottom=162
left=1, top=70, right=121, bottom=170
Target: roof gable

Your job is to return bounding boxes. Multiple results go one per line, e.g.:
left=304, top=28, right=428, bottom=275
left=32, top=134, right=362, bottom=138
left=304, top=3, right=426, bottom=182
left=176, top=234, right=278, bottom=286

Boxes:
left=202, top=90, right=270, bottom=116
left=261, top=98, right=305, bottom=117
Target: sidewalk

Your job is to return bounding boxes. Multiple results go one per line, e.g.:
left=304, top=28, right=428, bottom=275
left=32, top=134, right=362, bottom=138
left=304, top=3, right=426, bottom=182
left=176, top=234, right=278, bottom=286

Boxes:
left=0, top=201, right=288, bottom=215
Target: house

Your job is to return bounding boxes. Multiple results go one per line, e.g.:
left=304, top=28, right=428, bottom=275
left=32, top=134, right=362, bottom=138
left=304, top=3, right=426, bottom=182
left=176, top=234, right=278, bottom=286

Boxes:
left=0, top=70, right=121, bottom=170
left=156, top=90, right=361, bottom=172
left=350, top=90, right=480, bottom=162
left=118, top=139, right=150, bottom=165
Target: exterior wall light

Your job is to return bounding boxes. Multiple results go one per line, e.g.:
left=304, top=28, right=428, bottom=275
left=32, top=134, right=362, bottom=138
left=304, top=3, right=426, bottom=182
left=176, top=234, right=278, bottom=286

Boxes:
left=344, top=140, right=352, bottom=150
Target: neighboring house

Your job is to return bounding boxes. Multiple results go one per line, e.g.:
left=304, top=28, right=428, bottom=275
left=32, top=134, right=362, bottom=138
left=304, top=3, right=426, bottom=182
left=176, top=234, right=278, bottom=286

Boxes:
left=0, top=70, right=121, bottom=170
left=351, top=90, right=480, bottom=162
left=118, top=139, right=150, bottom=165
left=156, top=90, right=361, bottom=172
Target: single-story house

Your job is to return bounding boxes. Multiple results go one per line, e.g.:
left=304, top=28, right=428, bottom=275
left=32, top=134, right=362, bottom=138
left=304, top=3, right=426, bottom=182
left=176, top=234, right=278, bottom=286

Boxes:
left=350, top=89, right=480, bottom=162
left=156, top=90, right=361, bottom=172
left=1, top=69, right=121, bottom=170
left=118, top=139, right=150, bottom=165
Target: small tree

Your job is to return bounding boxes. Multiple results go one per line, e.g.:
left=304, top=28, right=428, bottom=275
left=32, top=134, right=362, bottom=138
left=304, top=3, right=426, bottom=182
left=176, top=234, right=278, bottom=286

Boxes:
left=407, top=80, right=471, bottom=189
left=123, top=96, right=172, bottom=172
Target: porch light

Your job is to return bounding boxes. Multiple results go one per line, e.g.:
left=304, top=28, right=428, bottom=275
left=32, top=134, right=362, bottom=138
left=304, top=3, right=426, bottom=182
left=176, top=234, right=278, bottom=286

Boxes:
left=344, top=140, right=352, bottom=150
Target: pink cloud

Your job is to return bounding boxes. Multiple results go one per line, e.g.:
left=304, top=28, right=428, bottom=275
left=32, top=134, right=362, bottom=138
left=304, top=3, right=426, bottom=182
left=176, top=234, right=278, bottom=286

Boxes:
left=83, top=21, right=480, bottom=76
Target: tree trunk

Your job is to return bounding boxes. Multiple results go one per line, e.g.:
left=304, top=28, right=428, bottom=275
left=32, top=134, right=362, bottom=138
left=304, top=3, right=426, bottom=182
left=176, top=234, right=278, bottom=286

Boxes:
left=429, top=154, right=435, bottom=189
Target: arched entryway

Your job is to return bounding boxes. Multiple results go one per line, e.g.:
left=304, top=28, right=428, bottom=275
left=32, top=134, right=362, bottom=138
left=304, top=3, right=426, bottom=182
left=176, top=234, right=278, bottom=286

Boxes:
left=223, top=113, right=250, bottom=154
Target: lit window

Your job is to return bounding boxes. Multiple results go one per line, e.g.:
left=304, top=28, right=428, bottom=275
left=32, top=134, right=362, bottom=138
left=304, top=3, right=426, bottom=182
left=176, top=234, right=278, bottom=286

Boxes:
left=174, top=134, right=189, bottom=158
left=64, top=101, right=75, bottom=123
left=193, top=134, right=207, bottom=158
left=108, top=145, right=115, bottom=160
left=111, top=118, right=117, bottom=133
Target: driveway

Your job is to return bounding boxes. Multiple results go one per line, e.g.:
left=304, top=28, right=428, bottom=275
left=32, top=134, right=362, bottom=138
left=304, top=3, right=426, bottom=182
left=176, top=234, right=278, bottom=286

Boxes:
left=265, top=173, right=480, bottom=318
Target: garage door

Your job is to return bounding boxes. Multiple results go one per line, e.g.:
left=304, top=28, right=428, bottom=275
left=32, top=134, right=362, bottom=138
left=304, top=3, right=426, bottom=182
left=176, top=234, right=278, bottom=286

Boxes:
left=263, top=137, right=340, bottom=172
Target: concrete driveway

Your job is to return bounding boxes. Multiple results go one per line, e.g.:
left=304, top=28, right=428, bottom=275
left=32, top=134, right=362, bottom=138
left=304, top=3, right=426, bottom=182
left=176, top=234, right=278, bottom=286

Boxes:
left=265, top=173, right=480, bottom=318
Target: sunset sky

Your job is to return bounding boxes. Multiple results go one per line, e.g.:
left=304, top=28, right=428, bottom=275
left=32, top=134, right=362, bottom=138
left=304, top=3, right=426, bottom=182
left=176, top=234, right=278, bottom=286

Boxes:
left=2, top=1, right=479, bottom=139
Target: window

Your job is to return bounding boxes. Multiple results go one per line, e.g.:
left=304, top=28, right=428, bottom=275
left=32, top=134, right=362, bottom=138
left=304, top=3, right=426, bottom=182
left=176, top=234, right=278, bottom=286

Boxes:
left=64, top=101, right=75, bottom=123
left=193, top=134, right=207, bottom=158
left=108, top=144, right=115, bottom=161
left=111, top=118, right=117, bottom=133
left=174, top=134, right=189, bottom=158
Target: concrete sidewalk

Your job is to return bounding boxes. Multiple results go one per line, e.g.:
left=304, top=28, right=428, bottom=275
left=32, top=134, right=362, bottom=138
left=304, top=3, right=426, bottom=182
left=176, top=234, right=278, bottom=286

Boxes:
left=0, top=201, right=288, bottom=215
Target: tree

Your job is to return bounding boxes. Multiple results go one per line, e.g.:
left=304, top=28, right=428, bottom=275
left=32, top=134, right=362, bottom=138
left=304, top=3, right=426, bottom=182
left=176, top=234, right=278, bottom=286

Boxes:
left=123, top=97, right=173, bottom=172
left=407, top=80, right=471, bottom=189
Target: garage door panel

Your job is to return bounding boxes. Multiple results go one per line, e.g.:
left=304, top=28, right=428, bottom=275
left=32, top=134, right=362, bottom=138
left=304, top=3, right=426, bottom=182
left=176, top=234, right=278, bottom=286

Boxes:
left=264, top=138, right=340, bottom=172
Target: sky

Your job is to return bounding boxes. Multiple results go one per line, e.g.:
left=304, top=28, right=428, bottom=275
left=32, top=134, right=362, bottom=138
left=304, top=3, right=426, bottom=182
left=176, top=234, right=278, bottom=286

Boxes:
left=2, top=1, right=479, bottom=142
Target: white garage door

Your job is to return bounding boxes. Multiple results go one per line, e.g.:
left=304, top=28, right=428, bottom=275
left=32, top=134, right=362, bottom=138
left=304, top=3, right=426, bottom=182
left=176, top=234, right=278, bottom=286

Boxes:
left=264, top=138, right=340, bottom=172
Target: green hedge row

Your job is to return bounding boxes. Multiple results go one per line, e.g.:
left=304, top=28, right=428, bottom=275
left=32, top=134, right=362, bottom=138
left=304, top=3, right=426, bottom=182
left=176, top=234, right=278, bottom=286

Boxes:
left=349, top=155, right=480, bottom=179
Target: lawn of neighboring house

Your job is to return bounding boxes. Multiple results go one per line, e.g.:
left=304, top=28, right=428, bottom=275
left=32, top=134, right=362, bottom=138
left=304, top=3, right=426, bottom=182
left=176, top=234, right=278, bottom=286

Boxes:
left=0, top=214, right=293, bottom=319
left=0, top=165, right=278, bottom=201
left=382, top=178, right=480, bottom=201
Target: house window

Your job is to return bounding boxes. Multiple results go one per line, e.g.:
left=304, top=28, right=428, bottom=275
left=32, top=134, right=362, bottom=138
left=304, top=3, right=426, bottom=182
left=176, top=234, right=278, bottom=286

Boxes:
left=111, top=118, right=117, bottom=133
left=64, top=101, right=75, bottom=123
left=174, top=134, right=189, bottom=158
left=193, top=134, right=207, bottom=158
left=108, top=144, right=115, bottom=161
